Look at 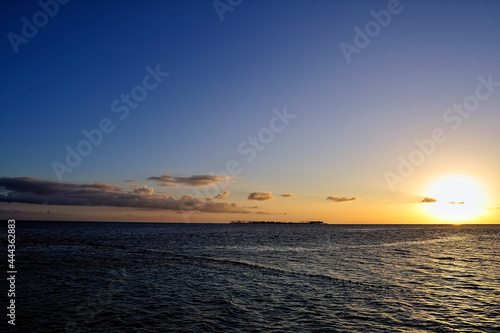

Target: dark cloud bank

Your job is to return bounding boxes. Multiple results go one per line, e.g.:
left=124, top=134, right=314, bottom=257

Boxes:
left=0, top=177, right=248, bottom=214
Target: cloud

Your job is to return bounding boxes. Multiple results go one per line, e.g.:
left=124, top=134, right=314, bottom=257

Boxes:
left=0, top=208, right=67, bottom=216
left=280, top=193, right=295, bottom=198
left=0, top=177, right=249, bottom=214
left=133, top=186, right=154, bottom=195
left=421, top=197, right=438, bottom=203
left=248, top=191, right=274, bottom=201
left=147, top=174, right=230, bottom=187
left=0, top=177, right=121, bottom=195
left=449, top=202, right=464, bottom=204
left=214, top=191, right=230, bottom=199
left=326, top=196, right=358, bottom=202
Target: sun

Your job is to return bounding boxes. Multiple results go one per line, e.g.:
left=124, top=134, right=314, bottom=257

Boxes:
left=421, top=174, right=488, bottom=222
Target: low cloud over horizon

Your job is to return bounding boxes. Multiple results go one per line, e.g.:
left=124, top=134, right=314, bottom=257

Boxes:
left=326, top=196, right=358, bottom=203
left=0, top=177, right=249, bottom=214
left=214, top=191, right=230, bottom=199
left=248, top=191, right=274, bottom=201
left=0, top=208, right=68, bottom=216
left=147, top=174, right=230, bottom=187
left=421, top=197, right=438, bottom=203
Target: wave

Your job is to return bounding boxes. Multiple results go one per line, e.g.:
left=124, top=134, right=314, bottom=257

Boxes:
left=140, top=247, right=411, bottom=295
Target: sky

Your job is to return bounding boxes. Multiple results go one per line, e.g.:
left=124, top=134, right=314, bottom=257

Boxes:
left=1, top=0, right=499, bottom=223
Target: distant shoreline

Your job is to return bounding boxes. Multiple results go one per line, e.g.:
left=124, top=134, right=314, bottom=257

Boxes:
left=230, top=220, right=324, bottom=224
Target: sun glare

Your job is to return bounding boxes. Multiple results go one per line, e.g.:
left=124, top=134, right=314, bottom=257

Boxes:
left=422, top=175, right=488, bottom=222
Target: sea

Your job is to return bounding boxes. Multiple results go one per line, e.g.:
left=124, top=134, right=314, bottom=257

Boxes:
left=3, top=222, right=499, bottom=332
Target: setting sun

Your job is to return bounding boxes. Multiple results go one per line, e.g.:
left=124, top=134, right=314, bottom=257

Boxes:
left=422, top=175, right=488, bottom=222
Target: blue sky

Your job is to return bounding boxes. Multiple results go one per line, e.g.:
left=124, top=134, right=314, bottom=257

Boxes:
left=1, top=0, right=499, bottom=223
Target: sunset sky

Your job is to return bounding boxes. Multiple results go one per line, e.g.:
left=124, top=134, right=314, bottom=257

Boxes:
left=1, top=0, right=499, bottom=223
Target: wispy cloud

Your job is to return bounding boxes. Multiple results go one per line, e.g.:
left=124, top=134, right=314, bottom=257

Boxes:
left=449, top=202, right=464, bottom=204
left=214, top=190, right=230, bottom=199
left=280, top=193, right=295, bottom=198
left=248, top=191, right=274, bottom=201
left=147, top=174, right=230, bottom=187
left=421, top=197, right=438, bottom=203
left=326, top=196, right=358, bottom=202
left=0, top=177, right=248, bottom=214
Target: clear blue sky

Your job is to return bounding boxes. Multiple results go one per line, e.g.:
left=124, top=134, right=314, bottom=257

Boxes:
left=1, top=0, right=499, bottom=223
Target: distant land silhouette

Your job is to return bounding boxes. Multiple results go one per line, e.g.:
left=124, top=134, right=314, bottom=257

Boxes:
left=230, top=220, right=324, bottom=224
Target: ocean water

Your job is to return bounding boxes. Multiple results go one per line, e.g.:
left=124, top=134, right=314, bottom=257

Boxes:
left=5, top=222, right=500, bottom=332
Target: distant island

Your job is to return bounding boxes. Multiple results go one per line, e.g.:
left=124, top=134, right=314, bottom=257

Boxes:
left=230, top=220, right=324, bottom=224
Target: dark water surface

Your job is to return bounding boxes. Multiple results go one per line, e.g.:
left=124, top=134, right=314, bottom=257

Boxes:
left=4, top=222, right=500, bottom=332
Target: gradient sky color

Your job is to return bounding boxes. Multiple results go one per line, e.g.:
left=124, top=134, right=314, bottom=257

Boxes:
left=1, top=0, right=499, bottom=223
